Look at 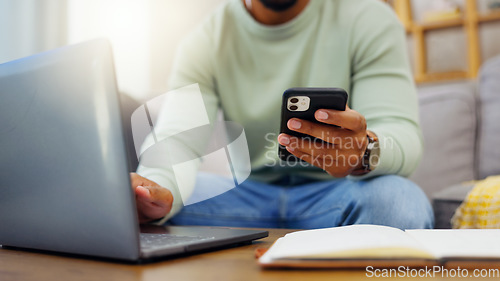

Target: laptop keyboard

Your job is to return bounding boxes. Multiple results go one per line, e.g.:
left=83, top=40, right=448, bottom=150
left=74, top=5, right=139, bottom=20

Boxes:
left=140, top=233, right=215, bottom=249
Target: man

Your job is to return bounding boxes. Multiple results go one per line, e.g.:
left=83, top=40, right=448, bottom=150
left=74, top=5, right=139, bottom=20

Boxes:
left=132, top=0, right=434, bottom=229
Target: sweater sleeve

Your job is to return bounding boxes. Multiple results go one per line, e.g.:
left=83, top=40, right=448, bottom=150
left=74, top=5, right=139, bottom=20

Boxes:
left=347, top=2, right=423, bottom=180
left=136, top=24, right=219, bottom=224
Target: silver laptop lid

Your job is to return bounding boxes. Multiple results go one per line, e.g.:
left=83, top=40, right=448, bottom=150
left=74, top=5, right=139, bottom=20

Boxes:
left=0, top=39, right=141, bottom=260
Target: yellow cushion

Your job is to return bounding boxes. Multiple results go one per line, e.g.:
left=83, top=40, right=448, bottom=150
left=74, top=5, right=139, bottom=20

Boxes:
left=452, top=176, right=500, bottom=229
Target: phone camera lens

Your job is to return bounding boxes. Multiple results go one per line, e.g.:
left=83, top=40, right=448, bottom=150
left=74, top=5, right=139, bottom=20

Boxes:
left=290, top=98, right=299, bottom=103
left=290, top=105, right=298, bottom=111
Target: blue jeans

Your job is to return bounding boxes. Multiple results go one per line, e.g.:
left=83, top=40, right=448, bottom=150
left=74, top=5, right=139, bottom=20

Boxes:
left=169, top=172, right=434, bottom=229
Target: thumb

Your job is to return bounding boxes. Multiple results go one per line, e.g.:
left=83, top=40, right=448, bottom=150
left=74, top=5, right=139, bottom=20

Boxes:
left=135, top=185, right=151, bottom=200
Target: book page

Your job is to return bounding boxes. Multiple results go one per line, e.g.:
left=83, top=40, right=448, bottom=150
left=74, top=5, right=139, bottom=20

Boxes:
left=406, top=229, right=500, bottom=259
left=259, top=225, right=433, bottom=263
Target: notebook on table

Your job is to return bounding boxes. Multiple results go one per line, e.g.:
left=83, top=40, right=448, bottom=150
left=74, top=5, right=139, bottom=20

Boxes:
left=258, top=224, right=500, bottom=268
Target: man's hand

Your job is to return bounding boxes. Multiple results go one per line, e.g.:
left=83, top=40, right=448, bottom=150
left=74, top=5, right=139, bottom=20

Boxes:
left=130, top=173, right=173, bottom=224
left=278, top=105, right=368, bottom=177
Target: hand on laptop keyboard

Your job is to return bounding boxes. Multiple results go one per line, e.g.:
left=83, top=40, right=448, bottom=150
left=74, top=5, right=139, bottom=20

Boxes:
left=131, top=173, right=173, bottom=224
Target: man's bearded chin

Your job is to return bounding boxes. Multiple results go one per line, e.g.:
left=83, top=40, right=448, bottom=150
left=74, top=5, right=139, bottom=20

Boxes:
left=258, top=0, right=298, bottom=12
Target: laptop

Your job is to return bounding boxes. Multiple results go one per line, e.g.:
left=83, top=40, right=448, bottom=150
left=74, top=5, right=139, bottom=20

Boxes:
left=0, top=39, right=268, bottom=261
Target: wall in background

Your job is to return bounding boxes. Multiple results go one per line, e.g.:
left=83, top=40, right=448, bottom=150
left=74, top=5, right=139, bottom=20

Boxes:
left=66, top=0, right=225, bottom=100
left=0, top=0, right=224, bottom=101
left=0, top=0, right=67, bottom=64
left=66, top=0, right=152, bottom=100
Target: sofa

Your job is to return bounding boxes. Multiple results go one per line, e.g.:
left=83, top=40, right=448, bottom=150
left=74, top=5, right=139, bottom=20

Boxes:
left=411, top=55, right=500, bottom=228
left=120, top=55, right=500, bottom=229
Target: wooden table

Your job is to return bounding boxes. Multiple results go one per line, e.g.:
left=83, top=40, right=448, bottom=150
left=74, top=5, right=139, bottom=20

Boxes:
left=1, top=228, right=499, bottom=281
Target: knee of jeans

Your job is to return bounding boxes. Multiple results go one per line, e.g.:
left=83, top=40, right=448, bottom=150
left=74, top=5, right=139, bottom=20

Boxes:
left=353, top=175, right=434, bottom=229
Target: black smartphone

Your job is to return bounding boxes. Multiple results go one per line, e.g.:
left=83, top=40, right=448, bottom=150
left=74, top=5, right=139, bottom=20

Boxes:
left=278, top=87, right=348, bottom=162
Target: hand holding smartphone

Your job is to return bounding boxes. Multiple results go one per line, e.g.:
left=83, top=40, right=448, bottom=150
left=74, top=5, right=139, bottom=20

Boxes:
left=278, top=87, right=348, bottom=162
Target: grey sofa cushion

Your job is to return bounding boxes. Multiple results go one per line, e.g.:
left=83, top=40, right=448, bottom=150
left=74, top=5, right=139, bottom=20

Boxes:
left=411, top=82, right=477, bottom=197
left=477, top=55, right=500, bottom=179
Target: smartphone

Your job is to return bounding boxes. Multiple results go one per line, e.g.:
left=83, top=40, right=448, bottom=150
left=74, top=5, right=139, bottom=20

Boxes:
left=278, top=87, right=348, bottom=162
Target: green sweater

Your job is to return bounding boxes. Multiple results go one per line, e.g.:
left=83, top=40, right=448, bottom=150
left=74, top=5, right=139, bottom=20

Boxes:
left=137, top=0, right=422, bottom=220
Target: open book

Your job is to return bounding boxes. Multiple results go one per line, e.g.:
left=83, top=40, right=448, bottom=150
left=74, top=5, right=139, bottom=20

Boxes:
left=259, top=225, right=500, bottom=268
